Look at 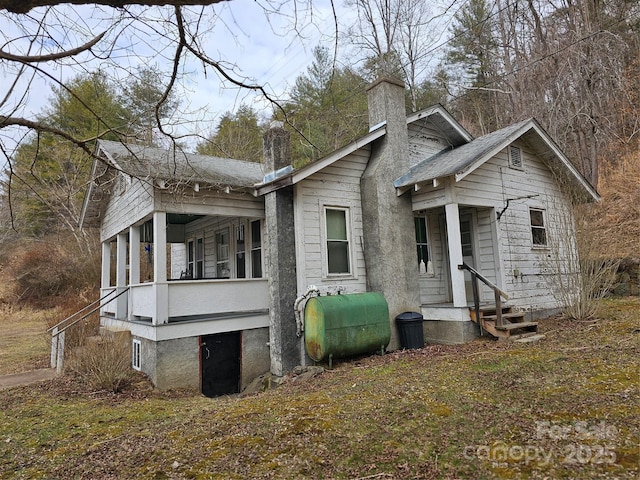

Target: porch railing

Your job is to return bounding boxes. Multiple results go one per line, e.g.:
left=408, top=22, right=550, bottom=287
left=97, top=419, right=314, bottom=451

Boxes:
left=48, top=287, right=130, bottom=373
left=458, top=263, right=509, bottom=334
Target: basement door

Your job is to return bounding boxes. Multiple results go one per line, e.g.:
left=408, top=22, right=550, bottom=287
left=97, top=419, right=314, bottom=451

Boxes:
left=201, top=331, right=241, bottom=397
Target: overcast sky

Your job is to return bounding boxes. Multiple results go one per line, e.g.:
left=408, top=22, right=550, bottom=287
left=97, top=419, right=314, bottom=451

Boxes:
left=0, top=0, right=457, bottom=158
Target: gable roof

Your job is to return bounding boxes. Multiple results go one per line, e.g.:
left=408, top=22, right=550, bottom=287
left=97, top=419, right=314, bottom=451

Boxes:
left=256, top=104, right=471, bottom=194
left=406, top=104, right=473, bottom=146
left=97, top=140, right=264, bottom=188
left=394, top=119, right=600, bottom=202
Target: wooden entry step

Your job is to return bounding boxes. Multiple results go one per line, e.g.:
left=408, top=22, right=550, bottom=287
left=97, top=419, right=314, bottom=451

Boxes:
left=470, top=305, right=539, bottom=340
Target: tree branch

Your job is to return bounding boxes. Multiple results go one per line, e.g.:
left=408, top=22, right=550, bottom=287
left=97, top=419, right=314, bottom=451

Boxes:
left=0, top=31, right=106, bottom=62
left=0, top=0, right=227, bottom=14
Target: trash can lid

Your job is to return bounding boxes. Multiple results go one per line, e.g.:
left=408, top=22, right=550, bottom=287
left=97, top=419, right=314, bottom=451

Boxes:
left=395, top=311, right=424, bottom=322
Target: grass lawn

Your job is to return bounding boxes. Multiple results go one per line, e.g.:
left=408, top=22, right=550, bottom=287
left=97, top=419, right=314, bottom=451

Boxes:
left=0, top=297, right=638, bottom=479
left=0, top=305, right=52, bottom=375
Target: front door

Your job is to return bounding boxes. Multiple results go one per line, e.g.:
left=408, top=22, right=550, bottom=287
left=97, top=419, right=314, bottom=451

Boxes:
left=201, top=331, right=241, bottom=397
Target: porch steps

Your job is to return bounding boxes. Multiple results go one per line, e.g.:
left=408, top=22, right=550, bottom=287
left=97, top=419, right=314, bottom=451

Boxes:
left=470, top=305, right=539, bottom=340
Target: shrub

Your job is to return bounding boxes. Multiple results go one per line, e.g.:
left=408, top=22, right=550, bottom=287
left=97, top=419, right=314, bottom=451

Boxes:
left=7, top=238, right=99, bottom=308
left=69, top=332, right=136, bottom=393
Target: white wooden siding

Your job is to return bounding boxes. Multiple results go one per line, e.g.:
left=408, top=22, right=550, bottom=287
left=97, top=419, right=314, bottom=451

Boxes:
left=294, top=148, right=369, bottom=294
left=157, top=189, right=264, bottom=218
left=454, top=141, right=576, bottom=311
left=409, top=139, right=579, bottom=312
left=101, top=178, right=154, bottom=241
left=408, top=121, right=451, bottom=166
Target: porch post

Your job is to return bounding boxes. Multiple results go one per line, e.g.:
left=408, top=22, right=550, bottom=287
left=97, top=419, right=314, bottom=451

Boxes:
left=129, top=225, right=140, bottom=285
left=153, top=211, right=169, bottom=324
left=445, top=203, right=467, bottom=307
left=101, top=241, right=111, bottom=289
left=100, top=241, right=111, bottom=316
left=115, top=233, right=128, bottom=319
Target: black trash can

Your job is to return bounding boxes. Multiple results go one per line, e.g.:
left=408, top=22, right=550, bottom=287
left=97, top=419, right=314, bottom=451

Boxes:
left=395, top=311, right=424, bottom=349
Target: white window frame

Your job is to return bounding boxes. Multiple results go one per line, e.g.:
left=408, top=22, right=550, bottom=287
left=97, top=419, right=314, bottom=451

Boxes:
left=529, top=207, right=548, bottom=248
left=250, top=219, right=263, bottom=279
left=321, top=205, right=354, bottom=279
left=414, top=214, right=432, bottom=273
left=187, top=234, right=205, bottom=279
left=235, top=222, right=247, bottom=279
left=215, top=227, right=231, bottom=278
left=132, top=339, right=142, bottom=371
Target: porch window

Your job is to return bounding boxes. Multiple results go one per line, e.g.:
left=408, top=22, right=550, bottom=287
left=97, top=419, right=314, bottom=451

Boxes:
left=530, top=208, right=547, bottom=247
left=132, top=339, right=141, bottom=371
left=325, top=208, right=350, bottom=275
left=250, top=220, right=262, bottom=278
left=187, top=237, right=204, bottom=279
left=216, top=228, right=230, bottom=277
left=414, top=216, right=430, bottom=265
left=236, top=224, right=246, bottom=279
left=196, top=238, right=204, bottom=278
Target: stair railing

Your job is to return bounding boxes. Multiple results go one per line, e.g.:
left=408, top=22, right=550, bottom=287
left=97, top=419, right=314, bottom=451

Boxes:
left=48, top=287, right=129, bottom=373
left=458, top=263, right=509, bottom=334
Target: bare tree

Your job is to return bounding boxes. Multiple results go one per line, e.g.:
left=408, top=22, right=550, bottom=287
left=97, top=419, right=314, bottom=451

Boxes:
left=0, top=1, right=326, bottom=239
left=345, top=0, right=450, bottom=109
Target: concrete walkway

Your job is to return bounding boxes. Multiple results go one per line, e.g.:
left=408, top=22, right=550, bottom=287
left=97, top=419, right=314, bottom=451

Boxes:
left=0, top=369, right=56, bottom=390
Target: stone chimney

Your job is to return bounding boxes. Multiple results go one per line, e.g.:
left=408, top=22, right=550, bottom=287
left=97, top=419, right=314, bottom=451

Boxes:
left=263, top=121, right=291, bottom=172
left=263, top=122, right=299, bottom=376
left=361, top=77, right=421, bottom=350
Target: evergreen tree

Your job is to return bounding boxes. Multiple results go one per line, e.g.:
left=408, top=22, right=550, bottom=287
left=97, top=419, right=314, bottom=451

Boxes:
left=196, top=105, right=264, bottom=162
left=6, top=72, right=130, bottom=239
left=278, top=46, right=369, bottom=165
left=443, top=0, right=501, bottom=134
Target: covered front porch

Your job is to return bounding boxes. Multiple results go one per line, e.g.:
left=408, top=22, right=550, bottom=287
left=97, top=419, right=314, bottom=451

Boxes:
left=413, top=200, right=505, bottom=343
left=99, top=210, right=269, bottom=335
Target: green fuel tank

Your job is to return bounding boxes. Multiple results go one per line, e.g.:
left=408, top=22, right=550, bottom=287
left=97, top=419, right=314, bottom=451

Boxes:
left=304, top=292, right=390, bottom=363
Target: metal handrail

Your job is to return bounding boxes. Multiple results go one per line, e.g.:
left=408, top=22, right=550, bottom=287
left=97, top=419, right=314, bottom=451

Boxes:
left=49, top=287, right=129, bottom=338
left=47, top=287, right=118, bottom=334
left=458, top=263, right=509, bottom=330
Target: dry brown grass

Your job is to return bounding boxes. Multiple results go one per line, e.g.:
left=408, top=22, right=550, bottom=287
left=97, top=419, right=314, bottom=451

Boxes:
left=590, top=150, right=640, bottom=258
left=0, top=304, right=51, bottom=375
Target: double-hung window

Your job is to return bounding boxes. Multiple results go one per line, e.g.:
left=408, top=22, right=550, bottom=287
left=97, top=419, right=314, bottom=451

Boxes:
left=325, top=207, right=351, bottom=275
left=530, top=208, right=547, bottom=247
left=216, top=228, right=230, bottom=278
left=250, top=220, right=262, bottom=278
left=187, top=237, right=204, bottom=279
left=236, top=224, right=246, bottom=279
left=414, top=215, right=429, bottom=266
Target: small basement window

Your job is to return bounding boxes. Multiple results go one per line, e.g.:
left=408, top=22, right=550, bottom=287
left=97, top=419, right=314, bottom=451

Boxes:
left=132, top=339, right=141, bottom=371
left=509, top=145, right=523, bottom=169
left=529, top=208, right=547, bottom=247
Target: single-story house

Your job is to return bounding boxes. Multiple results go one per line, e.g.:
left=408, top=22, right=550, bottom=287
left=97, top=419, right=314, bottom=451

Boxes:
left=79, top=77, right=599, bottom=396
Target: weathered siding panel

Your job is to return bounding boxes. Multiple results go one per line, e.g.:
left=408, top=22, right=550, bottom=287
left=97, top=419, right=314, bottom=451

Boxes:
left=454, top=142, right=576, bottom=311
left=408, top=121, right=451, bottom=166
left=295, top=148, right=369, bottom=294
left=101, top=178, right=154, bottom=241
left=158, top=190, right=264, bottom=218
